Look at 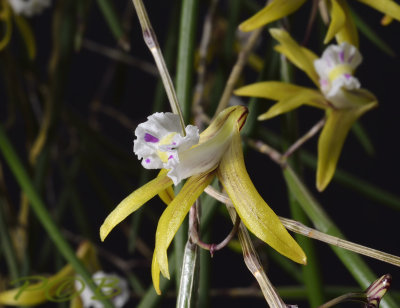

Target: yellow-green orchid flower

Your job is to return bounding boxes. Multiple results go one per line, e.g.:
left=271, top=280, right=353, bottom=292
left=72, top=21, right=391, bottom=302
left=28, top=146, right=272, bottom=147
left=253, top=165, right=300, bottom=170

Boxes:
left=100, top=106, right=306, bottom=294
left=234, top=29, right=377, bottom=191
left=239, top=0, right=400, bottom=46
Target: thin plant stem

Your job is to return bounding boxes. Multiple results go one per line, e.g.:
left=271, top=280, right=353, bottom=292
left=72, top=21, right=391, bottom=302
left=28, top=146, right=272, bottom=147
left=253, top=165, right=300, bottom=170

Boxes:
left=176, top=0, right=199, bottom=123
left=282, top=117, right=326, bottom=162
left=204, top=186, right=400, bottom=268
left=0, top=125, right=114, bottom=308
left=225, top=204, right=289, bottom=308
left=193, top=0, right=219, bottom=129
left=82, top=39, right=157, bottom=75
left=131, top=0, right=186, bottom=135
left=177, top=200, right=200, bottom=308
left=190, top=202, right=240, bottom=256
left=282, top=165, right=398, bottom=308
left=214, top=28, right=263, bottom=116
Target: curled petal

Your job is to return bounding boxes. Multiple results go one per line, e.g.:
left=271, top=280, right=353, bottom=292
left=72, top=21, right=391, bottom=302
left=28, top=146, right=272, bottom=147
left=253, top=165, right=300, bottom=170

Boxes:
left=100, top=173, right=173, bottom=241
left=270, top=28, right=320, bottom=86
left=324, top=0, right=346, bottom=44
left=151, top=253, right=162, bottom=295
left=155, top=172, right=215, bottom=280
left=167, top=106, right=248, bottom=185
left=0, top=242, right=92, bottom=306
left=239, top=0, right=306, bottom=32
left=218, top=130, right=306, bottom=265
left=317, top=91, right=377, bottom=191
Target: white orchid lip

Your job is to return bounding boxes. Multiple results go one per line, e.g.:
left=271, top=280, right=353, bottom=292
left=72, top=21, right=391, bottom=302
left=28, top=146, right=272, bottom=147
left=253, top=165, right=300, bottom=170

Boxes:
left=133, top=112, right=200, bottom=183
left=133, top=108, right=248, bottom=186
left=314, top=42, right=362, bottom=108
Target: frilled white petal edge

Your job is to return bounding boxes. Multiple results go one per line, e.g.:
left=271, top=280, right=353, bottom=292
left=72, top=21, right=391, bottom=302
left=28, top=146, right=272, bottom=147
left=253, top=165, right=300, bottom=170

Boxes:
left=75, top=271, right=129, bottom=308
left=8, top=0, right=51, bottom=16
left=133, top=112, right=200, bottom=174
left=314, top=42, right=363, bottom=108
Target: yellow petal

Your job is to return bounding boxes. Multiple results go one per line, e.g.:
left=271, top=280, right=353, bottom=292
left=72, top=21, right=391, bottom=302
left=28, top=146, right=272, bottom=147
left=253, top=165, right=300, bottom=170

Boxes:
left=235, top=81, right=326, bottom=120
left=0, top=242, right=91, bottom=306
left=100, top=173, right=173, bottom=241
left=335, top=0, right=359, bottom=47
left=357, top=0, right=400, bottom=22
left=239, top=0, right=306, bottom=32
left=155, top=172, right=215, bottom=279
left=157, top=169, right=175, bottom=205
left=324, top=0, right=346, bottom=44
left=217, top=130, right=306, bottom=265
left=269, top=28, right=320, bottom=86
left=381, top=15, right=393, bottom=26
left=258, top=91, right=327, bottom=120
left=14, top=15, right=36, bottom=59
left=317, top=92, right=377, bottom=191
left=235, top=81, right=314, bottom=101
left=151, top=253, right=162, bottom=295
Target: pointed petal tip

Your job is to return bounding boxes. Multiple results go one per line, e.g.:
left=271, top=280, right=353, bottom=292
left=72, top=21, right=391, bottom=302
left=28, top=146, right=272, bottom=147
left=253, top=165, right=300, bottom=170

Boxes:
left=99, top=225, right=108, bottom=242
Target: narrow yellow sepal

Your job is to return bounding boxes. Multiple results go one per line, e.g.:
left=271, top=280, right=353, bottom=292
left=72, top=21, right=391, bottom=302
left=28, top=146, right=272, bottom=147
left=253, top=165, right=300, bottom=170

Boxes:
left=100, top=173, right=173, bottom=241
left=324, top=0, right=346, bottom=44
left=217, top=130, right=307, bottom=265
left=335, top=0, right=359, bottom=47
left=157, top=169, right=175, bottom=205
left=151, top=253, right=162, bottom=295
left=269, top=28, right=320, bottom=86
left=239, top=0, right=306, bottom=32
left=357, top=0, right=400, bottom=22
left=154, top=172, right=215, bottom=280
left=317, top=90, right=377, bottom=191
left=234, top=81, right=326, bottom=121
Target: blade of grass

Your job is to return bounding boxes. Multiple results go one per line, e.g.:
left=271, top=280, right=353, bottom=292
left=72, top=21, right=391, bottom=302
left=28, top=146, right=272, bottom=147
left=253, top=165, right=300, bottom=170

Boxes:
left=0, top=197, right=19, bottom=280
left=0, top=125, right=113, bottom=308
left=282, top=165, right=397, bottom=308
left=96, top=0, right=129, bottom=50
left=258, top=127, right=400, bottom=211
left=351, top=122, right=375, bottom=156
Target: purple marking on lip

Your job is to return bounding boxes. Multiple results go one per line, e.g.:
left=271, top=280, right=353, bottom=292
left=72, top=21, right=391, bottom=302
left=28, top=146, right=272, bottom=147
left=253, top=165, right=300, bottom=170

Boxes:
left=339, top=51, right=345, bottom=62
left=168, top=155, right=173, bottom=160
left=145, top=158, right=151, bottom=163
left=144, top=133, right=159, bottom=143
left=344, top=73, right=351, bottom=79
left=172, top=142, right=177, bottom=145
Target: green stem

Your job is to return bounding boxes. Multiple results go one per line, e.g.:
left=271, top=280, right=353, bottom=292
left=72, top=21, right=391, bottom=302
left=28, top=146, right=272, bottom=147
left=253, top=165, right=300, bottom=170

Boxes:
left=0, top=197, right=19, bottom=280
left=282, top=165, right=397, bottom=308
left=0, top=125, right=113, bottom=308
left=176, top=0, right=199, bottom=122
left=280, top=47, right=324, bottom=307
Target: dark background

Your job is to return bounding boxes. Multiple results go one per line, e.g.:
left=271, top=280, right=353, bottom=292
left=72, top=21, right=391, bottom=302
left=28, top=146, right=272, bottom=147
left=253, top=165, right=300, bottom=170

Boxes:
left=1, top=0, right=400, bottom=307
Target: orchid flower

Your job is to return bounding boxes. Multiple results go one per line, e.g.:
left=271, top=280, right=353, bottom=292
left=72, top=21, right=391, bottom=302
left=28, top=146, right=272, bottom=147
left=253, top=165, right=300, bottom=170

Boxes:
left=100, top=106, right=306, bottom=294
left=239, top=0, right=400, bottom=46
left=234, top=29, right=377, bottom=191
